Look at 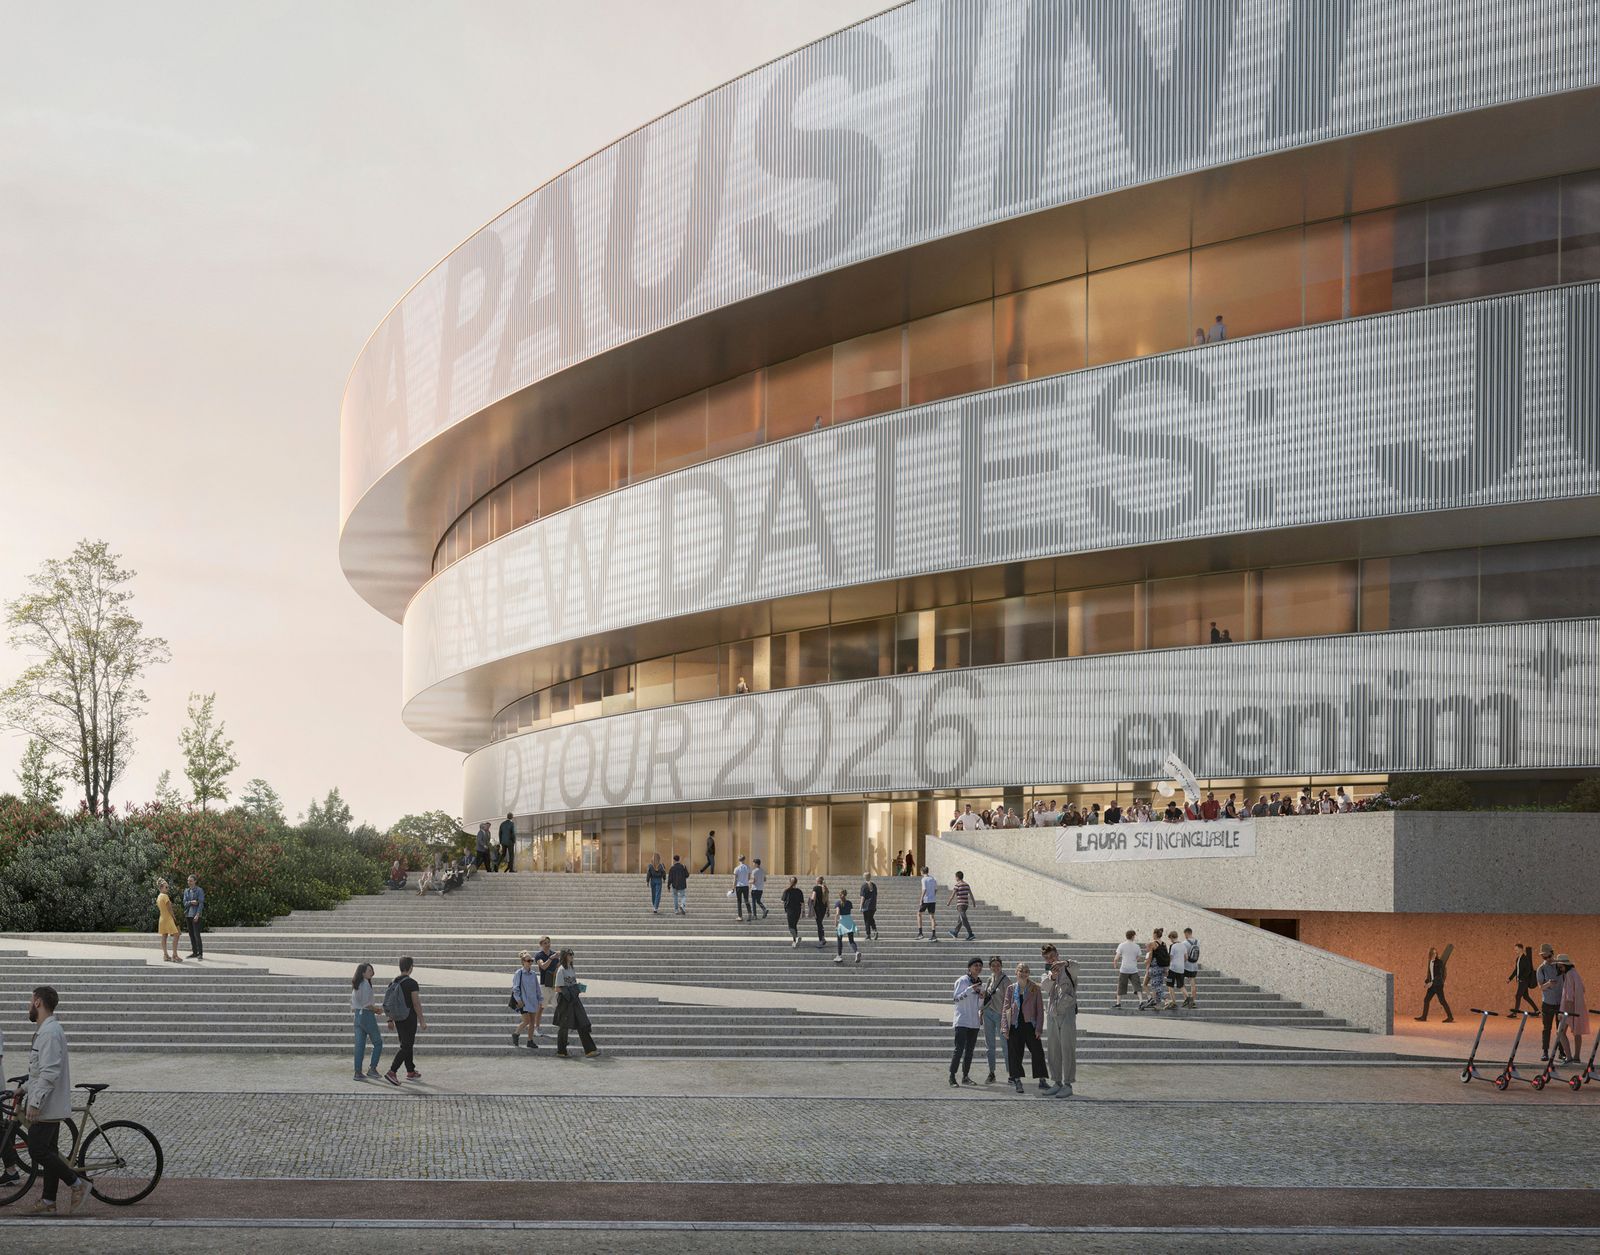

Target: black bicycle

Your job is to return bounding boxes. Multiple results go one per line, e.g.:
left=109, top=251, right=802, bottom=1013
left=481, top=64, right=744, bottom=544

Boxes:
left=1, top=1077, right=162, bottom=1207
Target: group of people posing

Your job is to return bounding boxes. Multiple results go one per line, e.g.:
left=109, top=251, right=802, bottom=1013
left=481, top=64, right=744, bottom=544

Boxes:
left=952, top=944, right=1079, bottom=1096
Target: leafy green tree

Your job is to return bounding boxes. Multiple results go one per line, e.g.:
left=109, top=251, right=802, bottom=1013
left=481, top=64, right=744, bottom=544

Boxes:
left=304, top=787, right=353, bottom=834
left=0, top=818, right=165, bottom=931
left=179, top=691, right=238, bottom=811
left=17, top=737, right=63, bottom=807
left=0, top=540, right=170, bottom=815
left=153, top=769, right=184, bottom=809
left=387, top=809, right=463, bottom=848
left=1567, top=777, right=1600, bottom=812
left=238, top=777, right=285, bottom=825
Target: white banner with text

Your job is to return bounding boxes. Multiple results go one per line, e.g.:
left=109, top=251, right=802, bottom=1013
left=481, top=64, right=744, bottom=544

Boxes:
left=1056, top=821, right=1256, bottom=863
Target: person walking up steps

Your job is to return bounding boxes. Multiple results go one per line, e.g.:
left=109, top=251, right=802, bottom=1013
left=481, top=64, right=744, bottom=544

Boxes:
left=182, top=874, right=205, bottom=960
left=946, top=871, right=976, bottom=941
left=475, top=822, right=491, bottom=871
left=511, top=950, right=542, bottom=1050
left=918, top=867, right=940, bottom=940
left=382, top=957, right=426, bottom=1085
left=751, top=859, right=769, bottom=918
left=1140, top=932, right=1169, bottom=1011
left=351, top=963, right=384, bottom=1079
left=834, top=888, right=861, bottom=964
left=733, top=856, right=752, bottom=921
left=498, top=813, right=517, bottom=872
left=860, top=873, right=878, bottom=940
left=949, top=957, right=984, bottom=1086
left=668, top=854, right=689, bottom=914
left=1113, top=930, right=1141, bottom=1009
left=1162, top=929, right=1189, bottom=1011
left=20, top=986, right=87, bottom=1217
left=811, top=878, right=830, bottom=948
left=1179, top=928, right=1200, bottom=1008
left=981, top=955, right=1011, bottom=1084
left=1041, top=944, right=1079, bottom=1097
left=699, top=830, right=716, bottom=874
left=646, top=854, right=666, bottom=914
left=782, top=877, right=804, bottom=947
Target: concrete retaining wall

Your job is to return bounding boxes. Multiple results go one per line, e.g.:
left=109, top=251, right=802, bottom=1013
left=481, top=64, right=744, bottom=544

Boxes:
left=928, top=833, right=1394, bottom=1033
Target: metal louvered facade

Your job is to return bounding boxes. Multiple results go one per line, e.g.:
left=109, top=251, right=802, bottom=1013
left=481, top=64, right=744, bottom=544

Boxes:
left=338, top=0, right=1600, bottom=845
left=464, top=619, right=1600, bottom=821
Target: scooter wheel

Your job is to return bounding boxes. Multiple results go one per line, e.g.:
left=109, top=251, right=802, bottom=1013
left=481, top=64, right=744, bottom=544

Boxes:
left=1532, top=1076, right=1546, bottom=1090
left=1494, top=1074, right=1510, bottom=1090
left=1459, top=1067, right=1473, bottom=1083
left=1570, top=1077, right=1584, bottom=1092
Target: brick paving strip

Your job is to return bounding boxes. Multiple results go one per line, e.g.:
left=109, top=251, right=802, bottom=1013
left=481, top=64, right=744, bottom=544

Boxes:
left=12, top=1181, right=1599, bottom=1230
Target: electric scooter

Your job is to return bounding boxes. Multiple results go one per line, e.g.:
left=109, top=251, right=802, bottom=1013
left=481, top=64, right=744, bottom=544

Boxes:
left=1567, top=1010, right=1600, bottom=1091
left=1495, top=1010, right=1535, bottom=1090
left=1459, top=1009, right=1500, bottom=1085
left=1532, top=1012, right=1572, bottom=1089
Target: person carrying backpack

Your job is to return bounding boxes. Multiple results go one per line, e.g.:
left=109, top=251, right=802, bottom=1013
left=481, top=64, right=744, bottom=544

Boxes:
left=382, top=957, right=426, bottom=1085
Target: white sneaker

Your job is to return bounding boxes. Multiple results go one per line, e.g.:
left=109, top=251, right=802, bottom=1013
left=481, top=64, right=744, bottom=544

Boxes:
left=791, top=937, right=799, bottom=948
left=833, top=955, right=843, bottom=964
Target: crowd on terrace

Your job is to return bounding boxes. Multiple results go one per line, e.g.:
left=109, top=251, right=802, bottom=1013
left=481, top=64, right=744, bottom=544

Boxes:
left=951, top=787, right=1375, bottom=830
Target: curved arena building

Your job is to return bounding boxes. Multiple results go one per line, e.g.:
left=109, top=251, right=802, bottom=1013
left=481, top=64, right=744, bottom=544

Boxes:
left=342, top=1, right=1600, bottom=1017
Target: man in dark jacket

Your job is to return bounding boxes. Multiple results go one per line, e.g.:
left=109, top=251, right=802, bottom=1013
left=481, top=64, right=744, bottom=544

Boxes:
left=699, top=830, right=716, bottom=874
left=667, top=855, right=689, bottom=914
left=498, top=813, right=517, bottom=873
left=475, top=823, right=491, bottom=871
left=1509, top=943, right=1538, bottom=1014
left=1414, top=946, right=1454, bottom=1023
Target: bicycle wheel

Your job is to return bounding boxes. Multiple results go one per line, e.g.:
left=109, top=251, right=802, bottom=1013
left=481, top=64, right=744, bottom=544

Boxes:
left=80, top=1120, right=162, bottom=1205
left=13, top=1117, right=76, bottom=1173
left=0, top=1123, right=38, bottom=1207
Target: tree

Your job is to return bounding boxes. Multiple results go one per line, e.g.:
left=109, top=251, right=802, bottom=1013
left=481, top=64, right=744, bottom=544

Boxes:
left=179, top=691, right=238, bottom=811
left=238, top=777, right=285, bottom=825
left=153, top=769, right=184, bottom=809
left=17, top=737, right=63, bottom=807
left=387, top=810, right=463, bottom=847
left=0, top=540, right=170, bottom=815
left=304, top=787, right=352, bottom=834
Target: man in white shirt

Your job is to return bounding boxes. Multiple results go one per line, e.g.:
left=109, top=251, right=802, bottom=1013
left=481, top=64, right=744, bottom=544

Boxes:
left=732, top=856, right=752, bottom=922
left=954, top=804, right=985, bottom=832
left=948, top=957, right=985, bottom=1086
left=918, top=868, right=940, bottom=941
left=749, top=859, right=769, bottom=919
left=21, top=986, right=86, bottom=1216
left=1179, top=927, right=1200, bottom=1008
left=1163, top=930, right=1192, bottom=1010
left=1112, top=930, right=1143, bottom=1009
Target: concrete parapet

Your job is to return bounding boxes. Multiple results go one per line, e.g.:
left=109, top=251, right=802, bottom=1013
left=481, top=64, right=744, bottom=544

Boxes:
left=929, top=832, right=1394, bottom=1033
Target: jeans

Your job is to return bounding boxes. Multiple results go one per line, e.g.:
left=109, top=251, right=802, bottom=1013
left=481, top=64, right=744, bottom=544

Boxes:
left=388, top=1014, right=418, bottom=1074
left=982, top=1010, right=1002, bottom=1073
left=26, top=1119, right=80, bottom=1204
left=186, top=915, right=203, bottom=957
left=735, top=885, right=751, bottom=918
left=949, top=1025, right=979, bottom=1079
left=1007, top=1020, right=1047, bottom=1080
left=672, top=888, right=687, bottom=913
left=353, top=1009, right=383, bottom=1073
left=699, top=856, right=715, bottom=874
left=1542, top=1002, right=1562, bottom=1054
left=751, top=889, right=767, bottom=917
left=649, top=880, right=663, bottom=910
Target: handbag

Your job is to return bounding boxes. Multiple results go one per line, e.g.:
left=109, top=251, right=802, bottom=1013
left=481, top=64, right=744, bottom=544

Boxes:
left=508, top=994, right=519, bottom=1010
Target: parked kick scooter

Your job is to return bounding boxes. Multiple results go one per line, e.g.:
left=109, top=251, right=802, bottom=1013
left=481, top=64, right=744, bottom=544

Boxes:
left=1460, top=1009, right=1501, bottom=1085
left=1495, top=1011, right=1535, bottom=1090
left=1567, top=1010, right=1600, bottom=1091
left=1532, top=1011, right=1572, bottom=1089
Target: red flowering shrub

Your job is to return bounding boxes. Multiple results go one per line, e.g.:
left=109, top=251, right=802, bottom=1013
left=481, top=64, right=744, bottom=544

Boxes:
left=129, top=804, right=288, bottom=927
left=0, top=795, right=67, bottom=870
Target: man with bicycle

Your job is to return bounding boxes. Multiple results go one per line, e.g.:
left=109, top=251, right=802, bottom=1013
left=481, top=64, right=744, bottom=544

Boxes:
left=19, top=987, right=86, bottom=1216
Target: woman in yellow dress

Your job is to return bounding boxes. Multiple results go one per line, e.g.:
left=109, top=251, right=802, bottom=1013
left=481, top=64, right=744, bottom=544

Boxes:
left=156, top=879, right=183, bottom=962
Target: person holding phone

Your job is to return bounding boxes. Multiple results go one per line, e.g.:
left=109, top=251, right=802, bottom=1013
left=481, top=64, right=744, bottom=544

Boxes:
left=1040, top=944, right=1079, bottom=1096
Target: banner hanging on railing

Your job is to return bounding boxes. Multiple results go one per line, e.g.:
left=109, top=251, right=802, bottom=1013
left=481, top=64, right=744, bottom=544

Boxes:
left=1055, top=820, right=1256, bottom=863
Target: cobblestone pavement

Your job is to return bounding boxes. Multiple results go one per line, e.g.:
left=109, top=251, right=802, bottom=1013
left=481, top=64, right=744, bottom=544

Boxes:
left=100, top=1091, right=1588, bottom=1187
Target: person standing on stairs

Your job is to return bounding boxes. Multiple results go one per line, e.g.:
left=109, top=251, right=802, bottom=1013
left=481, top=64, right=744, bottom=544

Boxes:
left=475, top=823, right=491, bottom=872
left=733, top=855, right=752, bottom=921
left=667, top=855, right=689, bottom=914
left=782, top=877, right=804, bottom=946
left=859, top=873, right=878, bottom=940
left=811, top=878, right=830, bottom=948
left=156, top=878, right=183, bottom=963
left=834, top=888, right=861, bottom=964
left=699, top=830, right=716, bottom=874
left=917, top=867, right=940, bottom=941
left=498, top=813, right=517, bottom=873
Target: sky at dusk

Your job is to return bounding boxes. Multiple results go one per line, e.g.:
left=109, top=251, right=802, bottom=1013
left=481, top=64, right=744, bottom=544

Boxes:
left=0, top=0, right=886, bottom=827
